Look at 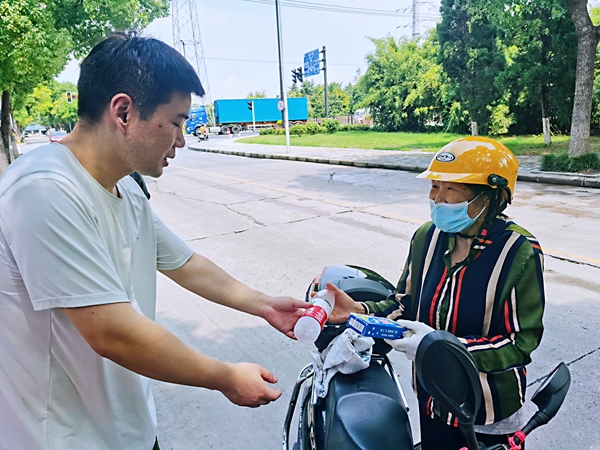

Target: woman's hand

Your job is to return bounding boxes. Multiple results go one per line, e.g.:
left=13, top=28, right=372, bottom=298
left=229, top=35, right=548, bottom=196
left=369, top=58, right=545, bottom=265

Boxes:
left=321, top=282, right=365, bottom=324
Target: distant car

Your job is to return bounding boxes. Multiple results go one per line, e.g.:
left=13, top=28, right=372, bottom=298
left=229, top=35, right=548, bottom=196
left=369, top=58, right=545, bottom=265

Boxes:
left=48, top=131, right=68, bottom=143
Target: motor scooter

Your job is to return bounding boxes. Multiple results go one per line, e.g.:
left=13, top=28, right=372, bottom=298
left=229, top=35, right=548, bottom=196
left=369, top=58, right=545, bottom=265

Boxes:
left=282, top=265, right=571, bottom=450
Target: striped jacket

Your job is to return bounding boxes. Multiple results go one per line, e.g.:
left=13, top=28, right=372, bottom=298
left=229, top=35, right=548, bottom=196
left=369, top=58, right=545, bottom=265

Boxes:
left=365, top=218, right=545, bottom=425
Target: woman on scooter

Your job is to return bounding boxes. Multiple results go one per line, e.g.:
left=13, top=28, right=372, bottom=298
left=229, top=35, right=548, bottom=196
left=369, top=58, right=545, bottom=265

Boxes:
left=329, top=137, right=544, bottom=450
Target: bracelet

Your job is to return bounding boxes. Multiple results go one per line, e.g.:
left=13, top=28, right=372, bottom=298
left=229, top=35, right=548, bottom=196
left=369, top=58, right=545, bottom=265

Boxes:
left=359, top=302, right=370, bottom=315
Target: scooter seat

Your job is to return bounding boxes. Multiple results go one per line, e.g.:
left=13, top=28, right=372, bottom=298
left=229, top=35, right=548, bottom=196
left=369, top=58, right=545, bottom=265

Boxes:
left=320, top=362, right=413, bottom=450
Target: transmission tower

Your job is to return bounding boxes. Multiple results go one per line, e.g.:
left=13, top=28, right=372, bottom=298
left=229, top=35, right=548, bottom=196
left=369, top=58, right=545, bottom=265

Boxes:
left=171, top=0, right=213, bottom=121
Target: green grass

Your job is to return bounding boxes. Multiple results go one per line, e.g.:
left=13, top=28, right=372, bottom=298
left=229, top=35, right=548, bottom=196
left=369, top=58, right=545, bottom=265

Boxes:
left=239, top=131, right=600, bottom=156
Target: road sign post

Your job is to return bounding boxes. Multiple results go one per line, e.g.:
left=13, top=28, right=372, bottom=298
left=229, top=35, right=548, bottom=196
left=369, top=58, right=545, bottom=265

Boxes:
left=321, top=46, right=328, bottom=119
left=274, top=0, right=290, bottom=153
left=248, top=101, right=256, bottom=135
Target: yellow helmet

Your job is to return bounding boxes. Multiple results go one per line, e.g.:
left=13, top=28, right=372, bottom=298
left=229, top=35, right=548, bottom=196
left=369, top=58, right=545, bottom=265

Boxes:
left=417, top=137, right=519, bottom=200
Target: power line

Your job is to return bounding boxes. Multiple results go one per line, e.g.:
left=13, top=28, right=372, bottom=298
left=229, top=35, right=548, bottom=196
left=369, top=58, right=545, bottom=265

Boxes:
left=242, top=0, right=440, bottom=19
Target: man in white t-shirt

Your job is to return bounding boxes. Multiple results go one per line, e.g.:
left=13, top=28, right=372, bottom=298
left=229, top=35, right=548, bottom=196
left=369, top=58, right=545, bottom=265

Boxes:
left=0, top=32, right=306, bottom=450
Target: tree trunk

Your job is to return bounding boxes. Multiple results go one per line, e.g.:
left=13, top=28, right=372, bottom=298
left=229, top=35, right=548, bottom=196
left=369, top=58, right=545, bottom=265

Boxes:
left=471, top=121, right=478, bottom=136
left=567, top=0, right=599, bottom=157
left=541, top=88, right=552, bottom=146
left=1, top=90, right=12, bottom=174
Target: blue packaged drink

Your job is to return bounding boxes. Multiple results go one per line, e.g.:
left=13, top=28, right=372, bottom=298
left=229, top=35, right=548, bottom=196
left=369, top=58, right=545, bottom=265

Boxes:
left=346, top=313, right=407, bottom=340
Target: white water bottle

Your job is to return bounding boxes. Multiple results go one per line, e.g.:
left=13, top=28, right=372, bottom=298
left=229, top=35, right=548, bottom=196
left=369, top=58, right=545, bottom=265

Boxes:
left=294, top=288, right=336, bottom=343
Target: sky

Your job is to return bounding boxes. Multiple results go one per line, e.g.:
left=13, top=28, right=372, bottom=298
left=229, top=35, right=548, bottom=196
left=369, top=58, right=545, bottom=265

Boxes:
left=56, top=0, right=442, bottom=100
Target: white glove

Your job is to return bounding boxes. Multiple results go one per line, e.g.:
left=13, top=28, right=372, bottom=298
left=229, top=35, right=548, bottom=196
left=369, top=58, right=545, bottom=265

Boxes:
left=385, top=319, right=435, bottom=361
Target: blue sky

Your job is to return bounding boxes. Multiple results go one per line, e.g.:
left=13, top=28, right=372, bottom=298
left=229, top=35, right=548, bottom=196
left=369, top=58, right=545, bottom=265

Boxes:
left=57, top=0, right=441, bottom=100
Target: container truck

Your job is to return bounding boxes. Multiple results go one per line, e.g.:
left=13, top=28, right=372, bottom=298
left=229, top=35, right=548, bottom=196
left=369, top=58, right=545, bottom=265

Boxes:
left=186, top=98, right=309, bottom=136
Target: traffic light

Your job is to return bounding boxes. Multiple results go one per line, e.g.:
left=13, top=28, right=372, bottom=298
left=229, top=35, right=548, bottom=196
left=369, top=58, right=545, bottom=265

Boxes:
left=247, top=101, right=253, bottom=110
left=292, top=68, right=304, bottom=84
left=66, top=92, right=72, bottom=103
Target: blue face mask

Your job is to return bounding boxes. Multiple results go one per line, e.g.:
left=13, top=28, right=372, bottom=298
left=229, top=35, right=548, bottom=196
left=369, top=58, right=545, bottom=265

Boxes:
left=429, top=193, right=486, bottom=234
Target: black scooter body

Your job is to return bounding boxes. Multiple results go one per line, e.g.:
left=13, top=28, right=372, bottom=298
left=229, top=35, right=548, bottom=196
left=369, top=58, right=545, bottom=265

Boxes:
left=302, top=362, right=413, bottom=450
left=289, top=265, right=414, bottom=450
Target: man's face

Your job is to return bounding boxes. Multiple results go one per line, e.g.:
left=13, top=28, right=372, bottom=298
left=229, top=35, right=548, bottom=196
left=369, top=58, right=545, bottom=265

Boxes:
left=124, top=92, right=191, bottom=178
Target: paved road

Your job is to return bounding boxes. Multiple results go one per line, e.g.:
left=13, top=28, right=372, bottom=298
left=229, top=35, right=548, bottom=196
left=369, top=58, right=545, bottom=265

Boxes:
left=146, top=142, right=600, bottom=449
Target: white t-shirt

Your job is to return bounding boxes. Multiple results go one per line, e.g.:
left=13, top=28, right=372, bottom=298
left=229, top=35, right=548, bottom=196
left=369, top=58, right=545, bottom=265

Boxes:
left=0, top=143, right=193, bottom=450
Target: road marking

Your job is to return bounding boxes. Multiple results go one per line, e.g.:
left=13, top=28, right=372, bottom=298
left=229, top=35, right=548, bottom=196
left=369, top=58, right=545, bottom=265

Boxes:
left=170, top=165, right=600, bottom=268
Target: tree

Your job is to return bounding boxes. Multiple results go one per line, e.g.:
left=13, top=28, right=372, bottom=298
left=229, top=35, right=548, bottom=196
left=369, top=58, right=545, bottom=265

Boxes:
left=288, top=80, right=349, bottom=119
left=0, top=0, right=169, bottom=172
left=359, top=33, right=450, bottom=132
left=495, top=1, right=577, bottom=139
left=566, top=0, right=599, bottom=157
left=437, top=0, right=506, bottom=135
left=14, top=81, right=79, bottom=131
left=0, top=0, right=70, bottom=170
left=246, top=90, right=267, bottom=99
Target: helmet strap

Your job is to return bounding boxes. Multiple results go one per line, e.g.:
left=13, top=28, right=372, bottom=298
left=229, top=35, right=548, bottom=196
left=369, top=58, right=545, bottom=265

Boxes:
left=474, top=189, right=509, bottom=243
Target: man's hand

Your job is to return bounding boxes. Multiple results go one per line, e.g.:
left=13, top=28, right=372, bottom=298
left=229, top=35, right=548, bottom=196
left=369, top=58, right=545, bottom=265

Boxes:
left=260, top=296, right=307, bottom=339
left=321, top=282, right=364, bottom=324
left=218, top=362, right=282, bottom=407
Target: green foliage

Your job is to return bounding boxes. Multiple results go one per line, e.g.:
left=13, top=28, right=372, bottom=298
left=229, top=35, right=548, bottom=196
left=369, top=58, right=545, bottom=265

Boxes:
left=338, top=124, right=372, bottom=132
left=2, top=0, right=169, bottom=113
left=259, top=127, right=275, bottom=135
left=488, top=103, right=515, bottom=135
left=322, top=119, right=340, bottom=134
left=14, top=81, right=79, bottom=130
left=359, top=32, right=451, bottom=132
left=247, top=90, right=267, bottom=99
left=47, top=0, right=169, bottom=57
left=495, top=0, right=576, bottom=134
left=541, top=152, right=600, bottom=172
left=437, top=0, right=506, bottom=133
left=290, top=124, right=307, bottom=136
left=310, top=83, right=350, bottom=118
left=305, top=121, right=321, bottom=135
left=0, top=0, right=70, bottom=106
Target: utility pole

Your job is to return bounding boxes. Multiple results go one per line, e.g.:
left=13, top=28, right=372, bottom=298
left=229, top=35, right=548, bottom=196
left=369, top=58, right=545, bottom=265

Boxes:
left=172, top=0, right=214, bottom=125
left=275, top=0, right=290, bottom=153
left=412, top=0, right=418, bottom=38
left=321, top=46, right=329, bottom=119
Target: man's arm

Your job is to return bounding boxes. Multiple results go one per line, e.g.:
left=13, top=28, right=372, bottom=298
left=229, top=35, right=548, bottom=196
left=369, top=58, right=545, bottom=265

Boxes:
left=160, top=252, right=306, bottom=338
left=63, top=302, right=281, bottom=407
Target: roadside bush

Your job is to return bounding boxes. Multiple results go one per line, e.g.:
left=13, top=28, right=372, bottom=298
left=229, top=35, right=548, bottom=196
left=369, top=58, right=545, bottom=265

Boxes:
left=275, top=128, right=286, bottom=135
left=541, top=152, right=600, bottom=173
left=259, top=128, right=275, bottom=135
left=290, top=124, right=307, bottom=136
left=322, top=119, right=340, bottom=134
left=305, top=121, right=321, bottom=135
left=338, top=124, right=372, bottom=132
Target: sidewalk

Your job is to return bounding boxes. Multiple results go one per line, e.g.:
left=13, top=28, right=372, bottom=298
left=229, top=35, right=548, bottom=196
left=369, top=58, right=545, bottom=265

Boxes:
left=187, top=137, right=600, bottom=189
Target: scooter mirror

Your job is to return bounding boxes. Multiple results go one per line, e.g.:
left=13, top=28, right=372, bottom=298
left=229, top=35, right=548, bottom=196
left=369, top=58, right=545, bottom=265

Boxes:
left=415, top=331, right=482, bottom=439
left=520, top=362, right=570, bottom=436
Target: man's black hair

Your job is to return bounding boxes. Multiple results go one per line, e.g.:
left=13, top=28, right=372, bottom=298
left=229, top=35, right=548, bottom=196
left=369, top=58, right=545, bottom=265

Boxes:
left=78, top=31, right=204, bottom=124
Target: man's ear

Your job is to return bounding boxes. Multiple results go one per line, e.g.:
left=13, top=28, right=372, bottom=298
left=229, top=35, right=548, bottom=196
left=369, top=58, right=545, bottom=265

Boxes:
left=110, top=94, right=134, bottom=132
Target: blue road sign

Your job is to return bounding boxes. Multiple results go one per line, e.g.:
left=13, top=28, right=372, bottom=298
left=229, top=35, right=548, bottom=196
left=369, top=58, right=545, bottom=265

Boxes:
left=304, top=49, right=320, bottom=77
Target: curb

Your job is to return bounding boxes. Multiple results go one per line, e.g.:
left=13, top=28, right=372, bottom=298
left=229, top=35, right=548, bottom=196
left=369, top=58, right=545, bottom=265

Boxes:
left=188, top=146, right=600, bottom=189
